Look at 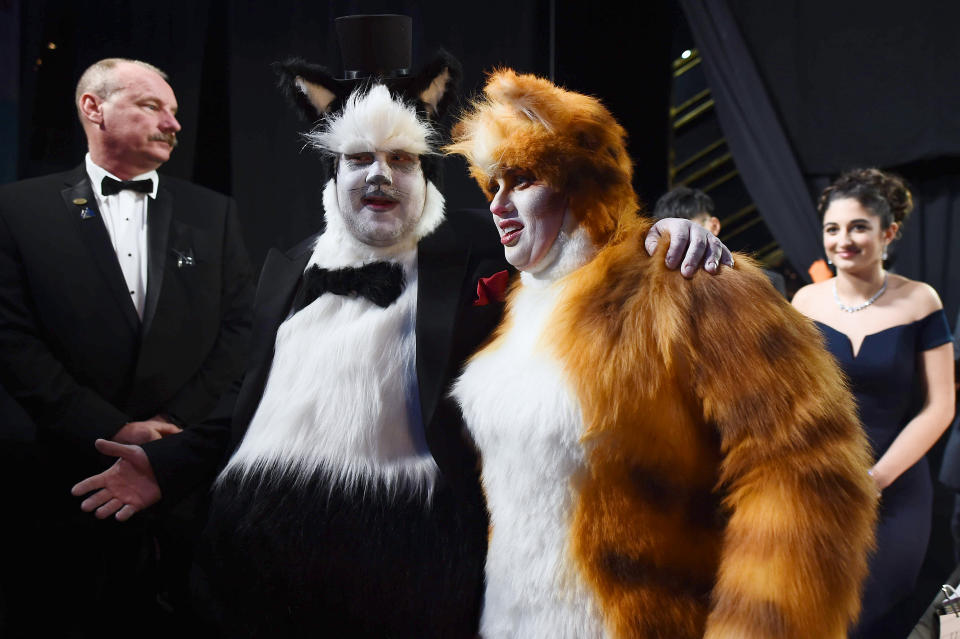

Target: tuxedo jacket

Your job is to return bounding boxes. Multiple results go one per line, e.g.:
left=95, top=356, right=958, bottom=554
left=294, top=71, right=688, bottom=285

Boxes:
left=0, top=165, right=254, bottom=481
left=145, top=207, right=509, bottom=506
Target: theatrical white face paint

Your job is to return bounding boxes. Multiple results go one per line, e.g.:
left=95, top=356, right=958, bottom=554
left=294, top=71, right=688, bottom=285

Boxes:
left=488, top=170, right=567, bottom=273
left=335, top=150, right=427, bottom=247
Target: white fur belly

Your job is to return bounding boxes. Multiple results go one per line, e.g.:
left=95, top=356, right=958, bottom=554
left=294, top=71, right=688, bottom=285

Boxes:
left=453, top=283, right=606, bottom=639
left=222, top=249, right=437, bottom=495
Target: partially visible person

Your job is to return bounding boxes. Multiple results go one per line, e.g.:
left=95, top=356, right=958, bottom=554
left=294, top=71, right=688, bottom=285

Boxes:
left=0, top=58, right=253, bottom=638
left=653, top=184, right=787, bottom=296
left=652, top=184, right=722, bottom=235
left=793, top=167, right=955, bottom=639
left=447, top=69, right=876, bottom=638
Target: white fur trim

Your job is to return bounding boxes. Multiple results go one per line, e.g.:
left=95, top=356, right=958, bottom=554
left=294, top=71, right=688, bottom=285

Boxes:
left=312, top=177, right=445, bottom=266
left=453, top=283, right=606, bottom=638
left=415, top=178, right=446, bottom=242
left=221, top=248, right=438, bottom=497
left=304, top=84, right=435, bottom=156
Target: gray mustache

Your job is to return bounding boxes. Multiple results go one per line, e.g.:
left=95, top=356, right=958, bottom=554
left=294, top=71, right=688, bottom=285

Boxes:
left=150, top=134, right=178, bottom=148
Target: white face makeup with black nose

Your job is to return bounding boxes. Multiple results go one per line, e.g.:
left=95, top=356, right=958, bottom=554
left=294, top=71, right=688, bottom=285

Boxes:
left=335, top=149, right=427, bottom=247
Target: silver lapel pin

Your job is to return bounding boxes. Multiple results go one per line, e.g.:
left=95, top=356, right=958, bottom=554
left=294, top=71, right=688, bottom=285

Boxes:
left=173, top=248, right=195, bottom=268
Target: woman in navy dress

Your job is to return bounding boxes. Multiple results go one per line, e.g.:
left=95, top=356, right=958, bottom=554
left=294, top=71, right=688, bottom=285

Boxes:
left=793, top=168, right=955, bottom=638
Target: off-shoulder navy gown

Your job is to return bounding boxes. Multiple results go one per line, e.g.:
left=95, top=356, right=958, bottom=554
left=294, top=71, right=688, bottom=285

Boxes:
left=816, top=309, right=953, bottom=638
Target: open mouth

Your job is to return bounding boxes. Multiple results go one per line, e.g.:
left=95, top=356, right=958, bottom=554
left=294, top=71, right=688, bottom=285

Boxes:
left=499, top=221, right=523, bottom=246
left=362, top=190, right=399, bottom=210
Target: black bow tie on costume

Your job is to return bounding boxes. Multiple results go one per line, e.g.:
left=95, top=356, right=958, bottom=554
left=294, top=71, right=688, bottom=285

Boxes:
left=291, top=262, right=405, bottom=313
left=101, top=176, right=154, bottom=196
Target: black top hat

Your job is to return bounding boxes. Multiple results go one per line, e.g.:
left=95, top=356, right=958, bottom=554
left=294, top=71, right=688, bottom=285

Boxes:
left=275, top=14, right=460, bottom=129
left=336, top=14, right=412, bottom=79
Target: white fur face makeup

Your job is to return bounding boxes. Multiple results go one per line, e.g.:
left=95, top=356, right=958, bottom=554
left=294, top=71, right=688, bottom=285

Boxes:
left=489, top=169, right=567, bottom=272
left=336, top=149, right=427, bottom=246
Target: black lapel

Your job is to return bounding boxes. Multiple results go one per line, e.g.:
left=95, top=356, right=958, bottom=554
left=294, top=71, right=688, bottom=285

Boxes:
left=140, top=183, right=172, bottom=337
left=60, top=168, right=140, bottom=332
left=229, top=245, right=312, bottom=452
left=416, top=220, right=470, bottom=430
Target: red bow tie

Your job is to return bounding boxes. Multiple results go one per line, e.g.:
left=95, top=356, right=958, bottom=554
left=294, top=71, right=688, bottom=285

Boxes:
left=473, top=270, right=510, bottom=306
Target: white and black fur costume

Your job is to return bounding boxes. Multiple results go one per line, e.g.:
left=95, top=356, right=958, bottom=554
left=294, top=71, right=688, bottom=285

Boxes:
left=223, top=85, right=446, bottom=495
left=202, top=54, right=504, bottom=638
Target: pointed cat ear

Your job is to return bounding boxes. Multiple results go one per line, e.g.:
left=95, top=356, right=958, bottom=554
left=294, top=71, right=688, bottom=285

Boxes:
left=409, top=50, right=462, bottom=119
left=274, top=58, right=346, bottom=121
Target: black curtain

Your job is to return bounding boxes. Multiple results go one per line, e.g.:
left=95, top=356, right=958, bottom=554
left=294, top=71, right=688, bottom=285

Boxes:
left=10, top=1, right=672, bottom=269
left=16, top=0, right=218, bottom=180
left=727, top=0, right=960, bottom=176
left=678, top=0, right=823, bottom=280
left=0, top=0, right=18, bottom=185
left=893, top=160, right=960, bottom=324
left=555, top=0, right=673, bottom=208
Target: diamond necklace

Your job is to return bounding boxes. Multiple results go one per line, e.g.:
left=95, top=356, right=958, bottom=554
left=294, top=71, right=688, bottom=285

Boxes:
left=833, top=273, right=888, bottom=313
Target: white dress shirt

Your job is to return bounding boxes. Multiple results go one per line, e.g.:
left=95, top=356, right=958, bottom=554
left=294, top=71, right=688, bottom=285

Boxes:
left=84, top=153, right=158, bottom=319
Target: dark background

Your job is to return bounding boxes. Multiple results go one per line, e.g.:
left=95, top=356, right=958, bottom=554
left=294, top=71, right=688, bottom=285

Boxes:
left=3, top=0, right=675, bottom=268
left=2, top=0, right=960, bottom=633
left=728, top=0, right=960, bottom=176
left=4, top=1, right=957, bottom=308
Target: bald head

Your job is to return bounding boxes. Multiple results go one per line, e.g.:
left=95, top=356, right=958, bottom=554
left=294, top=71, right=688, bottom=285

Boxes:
left=75, top=58, right=168, bottom=119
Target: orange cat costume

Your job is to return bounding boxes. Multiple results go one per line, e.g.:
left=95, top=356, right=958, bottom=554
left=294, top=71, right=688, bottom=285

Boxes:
left=448, top=70, right=877, bottom=639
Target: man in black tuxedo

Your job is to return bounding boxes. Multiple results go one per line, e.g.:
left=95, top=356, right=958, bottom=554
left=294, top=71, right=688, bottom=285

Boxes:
left=0, top=58, right=253, bottom=637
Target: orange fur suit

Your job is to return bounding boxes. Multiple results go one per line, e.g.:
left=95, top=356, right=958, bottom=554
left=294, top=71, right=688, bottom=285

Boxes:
left=447, top=70, right=877, bottom=638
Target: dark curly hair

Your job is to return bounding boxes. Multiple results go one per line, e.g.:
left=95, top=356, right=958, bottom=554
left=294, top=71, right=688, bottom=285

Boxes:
left=817, top=168, right=913, bottom=231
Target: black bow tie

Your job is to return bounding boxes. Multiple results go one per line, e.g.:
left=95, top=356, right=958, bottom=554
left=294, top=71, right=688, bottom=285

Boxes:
left=291, top=262, right=405, bottom=313
left=101, top=176, right=154, bottom=196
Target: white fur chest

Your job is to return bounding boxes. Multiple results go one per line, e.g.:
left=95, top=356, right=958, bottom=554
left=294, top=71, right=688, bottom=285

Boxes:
left=222, top=242, right=436, bottom=495
left=452, top=280, right=606, bottom=639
